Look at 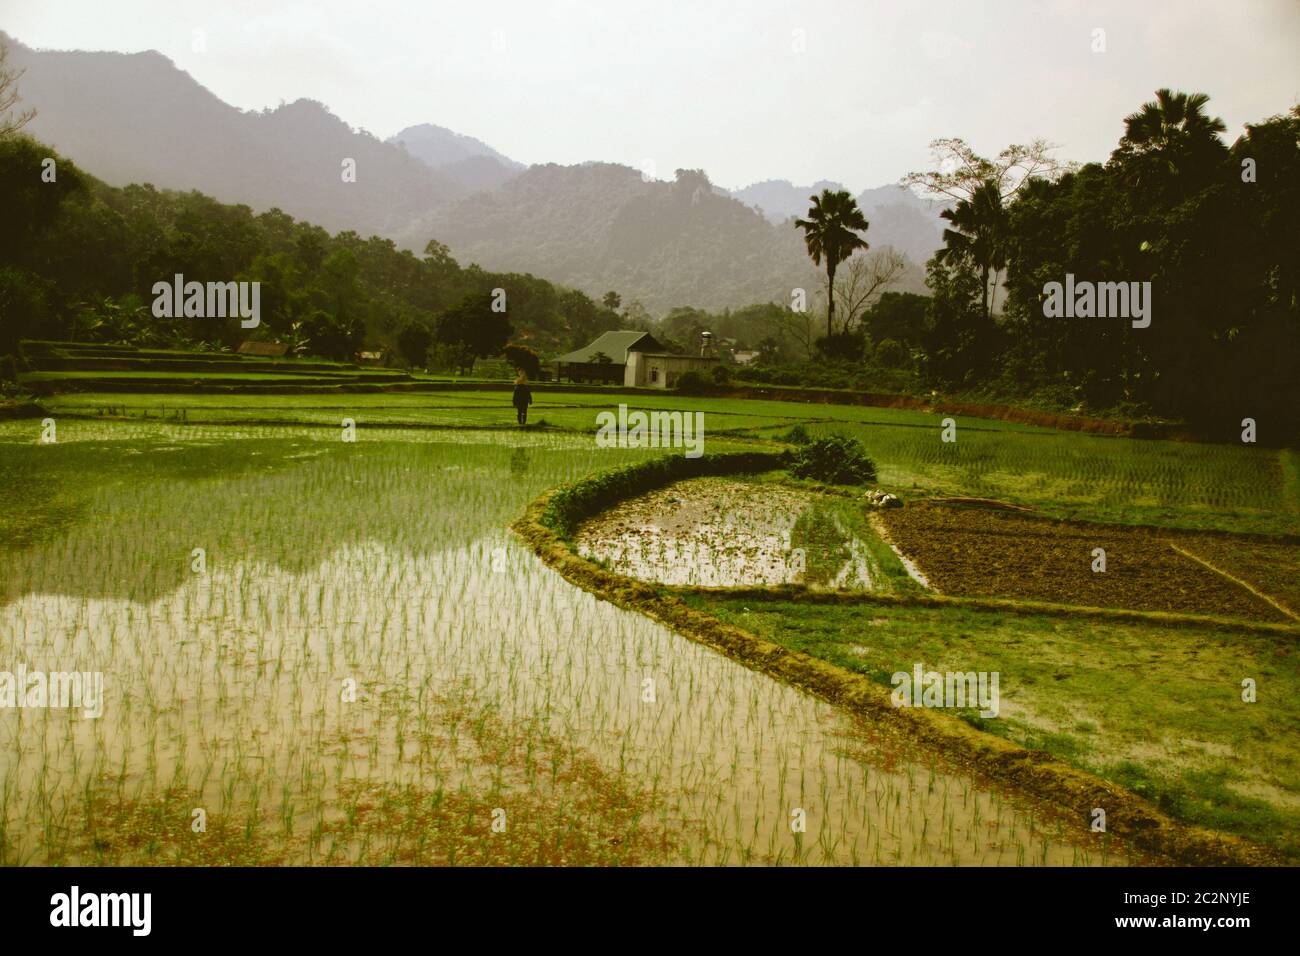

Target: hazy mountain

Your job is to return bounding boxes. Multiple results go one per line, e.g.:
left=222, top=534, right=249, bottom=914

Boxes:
left=4, top=31, right=929, bottom=316
left=437, top=153, right=524, bottom=194
left=728, top=179, right=948, bottom=266
left=728, top=178, right=848, bottom=223
left=388, top=123, right=524, bottom=195
left=408, top=164, right=926, bottom=315
left=388, top=122, right=521, bottom=170
left=3, top=33, right=459, bottom=237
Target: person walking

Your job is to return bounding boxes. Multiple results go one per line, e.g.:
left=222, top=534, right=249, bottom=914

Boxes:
left=512, top=372, right=533, bottom=425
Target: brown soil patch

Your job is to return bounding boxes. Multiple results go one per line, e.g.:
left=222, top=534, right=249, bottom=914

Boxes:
left=1171, top=536, right=1300, bottom=619
left=878, top=502, right=1294, bottom=623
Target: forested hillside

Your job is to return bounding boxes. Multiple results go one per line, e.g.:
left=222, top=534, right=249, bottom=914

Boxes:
left=0, top=135, right=621, bottom=361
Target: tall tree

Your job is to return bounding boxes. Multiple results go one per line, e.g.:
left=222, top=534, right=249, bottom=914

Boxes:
left=435, top=291, right=512, bottom=375
left=904, top=138, right=1073, bottom=204
left=831, top=247, right=908, bottom=333
left=1112, top=88, right=1227, bottom=195
left=795, top=189, right=870, bottom=338
left=1118, top=89, right=1226, bottom=157
left=935, top=180, right=1009, bottom=322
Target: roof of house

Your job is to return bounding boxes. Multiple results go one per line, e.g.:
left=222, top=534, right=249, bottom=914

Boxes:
left=553, top=330, right=665, bottom=365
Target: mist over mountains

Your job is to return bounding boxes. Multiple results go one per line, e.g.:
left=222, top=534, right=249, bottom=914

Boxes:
left=5, top=32, right=936, bottom=315
left=726, top=180, right=947, bottom=268
left=388, top=123, right=525, bottom=194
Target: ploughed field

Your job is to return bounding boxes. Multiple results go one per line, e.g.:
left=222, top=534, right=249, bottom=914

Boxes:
left=877, top=502, right=1299, bottom=622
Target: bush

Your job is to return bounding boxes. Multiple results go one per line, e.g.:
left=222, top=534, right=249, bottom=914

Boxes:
left=789, top=434, right=877, bottom=485
left=874, top=338, right=908, bottom=369
left=396, top=321, right=434, bottom=368
left=710, top=364, right=733, bottom=387
left=782, top=423, right=811, bottom=445
left=675, top=370, right=709, bottom=394
left=815, top=331, right=867, bottom=362
left=503, top=343, right=542, bottom=378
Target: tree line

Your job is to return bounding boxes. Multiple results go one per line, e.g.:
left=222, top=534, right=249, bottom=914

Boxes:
left=792, top=90, right=1298, bottom=440
left=0, top=34, right=623, bottom=378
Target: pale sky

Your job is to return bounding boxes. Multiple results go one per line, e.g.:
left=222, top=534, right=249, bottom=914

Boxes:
left=2, top=0, right=1297, bottom=191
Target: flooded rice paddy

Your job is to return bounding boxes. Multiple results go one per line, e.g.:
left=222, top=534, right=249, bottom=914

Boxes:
left=576, top=477, right=907, bottom=593
left=0, top=421, right=1133, bottom=864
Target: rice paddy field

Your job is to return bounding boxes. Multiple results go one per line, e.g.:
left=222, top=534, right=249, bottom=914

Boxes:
left=3, top=384, right=1297, bottom=865
left=38, top=389, right=1300, bottom=535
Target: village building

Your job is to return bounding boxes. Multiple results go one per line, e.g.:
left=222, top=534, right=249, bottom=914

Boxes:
left=553, top=330, right=721, bottom=389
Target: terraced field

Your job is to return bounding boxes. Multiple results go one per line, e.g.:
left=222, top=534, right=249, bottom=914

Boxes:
left=0, top=420, right=1128, bottom=866
left=36, top=390, right=1300, bottom=535
left=5, top=377, right=1297, bottom=865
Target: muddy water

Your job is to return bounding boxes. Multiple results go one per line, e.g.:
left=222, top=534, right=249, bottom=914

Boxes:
left=576, top=478, right=815, bottom=587
left=0, top=425, right=1130, bottom=864
left=576, top=477, right=880, bottom=590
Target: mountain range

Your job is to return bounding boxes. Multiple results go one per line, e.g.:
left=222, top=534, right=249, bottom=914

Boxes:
left=388, top=123, right=525, bottom=194
left=3, top=32, right=942, bottom=315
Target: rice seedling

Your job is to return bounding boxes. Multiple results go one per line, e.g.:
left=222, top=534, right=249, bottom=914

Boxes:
left=0, top=417, right=1128, bottom=865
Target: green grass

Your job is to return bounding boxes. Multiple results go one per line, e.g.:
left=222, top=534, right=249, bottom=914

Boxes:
left=22, top=370, right=403, bottom=383
left=38, top=389, right=1300, bottom=535
left=683, top=593, right=1300, bottom=860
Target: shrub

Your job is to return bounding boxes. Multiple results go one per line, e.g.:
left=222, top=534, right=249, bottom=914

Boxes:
left=874, top=338, right=907, bottom=369
left=782, top=423, right=811, bottom=445
left=396, top=321, right=434, bottom=368
left=675, top=370, right=709, bottom=394
left=789, top=434, right=877, bottom=485
left=504, top=343, right=542, bottom=378
left=815, top=331, right=867, bottom=363
left=710, top=364, right=733, bottom=387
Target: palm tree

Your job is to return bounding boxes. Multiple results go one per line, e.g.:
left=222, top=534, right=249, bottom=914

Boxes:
left=935, top=180, right=1008, bottom=322
left=1121, top=88, right=1226, bottom=153
left=1117, top=88, right=1227, bottom=190
left=795, top=189, right=869, bottom=338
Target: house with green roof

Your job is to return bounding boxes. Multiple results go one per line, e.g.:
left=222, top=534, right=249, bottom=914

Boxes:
left=552, top=330, right=720, bottom=388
